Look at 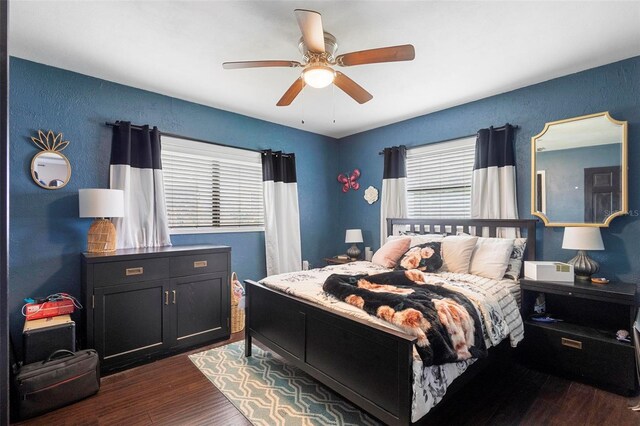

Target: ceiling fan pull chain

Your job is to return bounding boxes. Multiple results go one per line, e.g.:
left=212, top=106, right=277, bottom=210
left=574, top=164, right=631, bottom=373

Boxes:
left=301, top=87, right=305, bottom=124
left=332, top=83, right=336, bottom=124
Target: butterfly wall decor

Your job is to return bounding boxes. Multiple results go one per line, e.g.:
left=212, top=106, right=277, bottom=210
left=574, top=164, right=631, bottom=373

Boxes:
left=337, top=169, right=361, bottom=192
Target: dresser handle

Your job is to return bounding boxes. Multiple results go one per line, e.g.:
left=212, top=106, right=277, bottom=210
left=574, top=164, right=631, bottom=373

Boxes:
left=126, top=267, right=144, bottom=276
left=193, top=260, right=208, bottom=268
left=561, top=337, right=582, bottom=349
left=164, top=291, right=169, bottom=305
left=172, top=290, right=177, bottom=304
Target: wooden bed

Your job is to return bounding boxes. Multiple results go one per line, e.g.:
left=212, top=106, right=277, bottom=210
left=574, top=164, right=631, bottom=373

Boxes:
left=244, top=218, right=537, bottom=425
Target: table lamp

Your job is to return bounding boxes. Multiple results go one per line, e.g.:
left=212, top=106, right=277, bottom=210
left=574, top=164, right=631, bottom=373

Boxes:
left=562, top=227, right=604, bottom=281
left=345, top=229, right=363, bottom=260
left=79, top=189, right=125, bottom=253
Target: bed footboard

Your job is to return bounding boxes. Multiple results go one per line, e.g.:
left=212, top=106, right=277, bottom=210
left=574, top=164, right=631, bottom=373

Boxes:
left=244, top=280, right=416, bottom=426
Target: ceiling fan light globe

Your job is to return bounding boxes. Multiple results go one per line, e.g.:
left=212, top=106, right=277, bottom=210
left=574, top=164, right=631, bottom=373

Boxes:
left=302, top=66, right=335, bottom=88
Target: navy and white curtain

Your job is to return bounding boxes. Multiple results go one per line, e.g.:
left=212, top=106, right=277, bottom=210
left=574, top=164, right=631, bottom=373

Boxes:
left=262, top=150, right=302, bottom=275
left=110, top=121, right=171, bottom=248
left=380, top=146, right=408, bottom=246
left=471, top=124, right=519, bottom=238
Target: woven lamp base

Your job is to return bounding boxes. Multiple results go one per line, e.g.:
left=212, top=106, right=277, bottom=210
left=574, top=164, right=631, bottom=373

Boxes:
left=87, top=218, right=117, bottom=253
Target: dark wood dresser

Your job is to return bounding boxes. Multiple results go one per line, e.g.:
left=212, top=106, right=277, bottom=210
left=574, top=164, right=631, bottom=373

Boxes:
left=520, top=278, right=638, bottom=394
left=81, top=245, right=231, bottom=373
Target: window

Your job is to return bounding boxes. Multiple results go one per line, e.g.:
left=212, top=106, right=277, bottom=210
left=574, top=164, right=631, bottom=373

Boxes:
left=406, top=136, right=476, bottom=219
left=161, top=135, right=264, bottom=234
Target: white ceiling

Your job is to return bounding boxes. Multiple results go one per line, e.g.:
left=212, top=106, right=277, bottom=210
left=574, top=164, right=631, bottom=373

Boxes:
left=9, top=1, right=640, bottom=138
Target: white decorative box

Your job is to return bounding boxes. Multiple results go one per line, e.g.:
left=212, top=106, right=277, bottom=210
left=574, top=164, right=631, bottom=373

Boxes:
left=524, top=261, right=574, bottom=282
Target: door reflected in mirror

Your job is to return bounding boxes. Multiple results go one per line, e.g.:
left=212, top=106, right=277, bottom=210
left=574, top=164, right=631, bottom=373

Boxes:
left=532, top=112, right=627, bottom=227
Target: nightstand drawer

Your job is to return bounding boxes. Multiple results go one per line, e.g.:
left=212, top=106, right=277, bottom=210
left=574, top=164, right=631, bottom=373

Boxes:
left=524, top=322, right=636, bottom=392
left=170, top=252, right=228, bottom=277
left=93, top=258, right=169, bottom=287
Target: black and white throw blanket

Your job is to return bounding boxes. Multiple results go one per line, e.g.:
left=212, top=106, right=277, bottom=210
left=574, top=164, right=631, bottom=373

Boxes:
left=323, top=270, right=487, bottom=366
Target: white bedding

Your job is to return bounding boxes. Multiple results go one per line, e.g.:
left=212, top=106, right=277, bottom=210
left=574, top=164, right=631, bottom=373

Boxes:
left=260, top=261, right=524, bottom=422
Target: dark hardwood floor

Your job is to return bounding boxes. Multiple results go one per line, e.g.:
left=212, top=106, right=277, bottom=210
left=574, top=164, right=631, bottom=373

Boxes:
left=13, top=333, right=640, bottom=425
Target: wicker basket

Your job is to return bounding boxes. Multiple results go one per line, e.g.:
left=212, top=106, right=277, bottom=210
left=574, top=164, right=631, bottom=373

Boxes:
left=230, top=272, right=245, bottom=333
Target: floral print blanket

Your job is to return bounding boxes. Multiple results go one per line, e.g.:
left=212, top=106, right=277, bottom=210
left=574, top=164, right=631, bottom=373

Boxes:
left=323, top=270, right=487, bottom=366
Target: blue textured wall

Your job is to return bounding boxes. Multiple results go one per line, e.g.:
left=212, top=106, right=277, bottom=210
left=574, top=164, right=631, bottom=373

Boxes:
left=537, top=144, right=620, bottom=222
left=9, top=57, right=339, bottom=341
left=336, top=56, right=640, bottom=284
left=9, top=55, right=640, bottom=346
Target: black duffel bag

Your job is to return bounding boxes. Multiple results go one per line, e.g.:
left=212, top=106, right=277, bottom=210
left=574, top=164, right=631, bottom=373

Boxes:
left=14, top=349, right=100, bottom=419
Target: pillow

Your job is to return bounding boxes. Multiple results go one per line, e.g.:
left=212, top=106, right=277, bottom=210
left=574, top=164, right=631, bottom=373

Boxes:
left=504, top=238, right=527, bottom=281
left=395, top=242, right=443, bottom=272
left=387, top=233, right=444, bottom=247
left=408, top=234, right=445, bottom=247
left=372, top=237, right=411, bottom=268
left=468, top=237, right=515, bottom=280
left=440, top=235, right=478, bottom=274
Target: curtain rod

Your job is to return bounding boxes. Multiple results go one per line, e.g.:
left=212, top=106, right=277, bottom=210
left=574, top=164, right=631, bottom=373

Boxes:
left=105, top=121, right=272, bottom=155
left=377, top=125, right=519, bottom=155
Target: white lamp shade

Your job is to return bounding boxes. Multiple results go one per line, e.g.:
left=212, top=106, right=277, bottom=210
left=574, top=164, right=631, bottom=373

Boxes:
left=345, top=229, right=363, bottom=244
left=562, top=227, right=604, bottom=251
left=79, top=189, right=125, bottom=218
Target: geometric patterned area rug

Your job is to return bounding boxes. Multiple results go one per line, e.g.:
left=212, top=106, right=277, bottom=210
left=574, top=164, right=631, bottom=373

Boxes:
left=189, top=342, right=382, bottom=426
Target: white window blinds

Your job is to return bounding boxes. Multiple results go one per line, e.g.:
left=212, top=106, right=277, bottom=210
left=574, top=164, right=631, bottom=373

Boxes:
left=161, top=135, right=264, bottom=233
left=406, top=136, right=476, bottom=219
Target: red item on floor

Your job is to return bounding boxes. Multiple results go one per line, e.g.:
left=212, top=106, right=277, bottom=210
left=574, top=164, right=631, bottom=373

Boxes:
left=24, top=299, right=75, bottom=320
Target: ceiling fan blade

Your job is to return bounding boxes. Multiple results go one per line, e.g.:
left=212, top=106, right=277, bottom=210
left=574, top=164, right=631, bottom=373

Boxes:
left=294, top=9, right=325, bottom=54
left=223, top=60, right=302, bottom=70
left=277, top=78, right=305, bottom=106
left=333, top=72, right=373, bottom=104
left=335, top=44, right=415, bottom=67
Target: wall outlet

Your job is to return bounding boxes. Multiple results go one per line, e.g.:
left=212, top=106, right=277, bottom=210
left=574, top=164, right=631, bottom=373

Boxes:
left=302, top=260, right=309, bottom=271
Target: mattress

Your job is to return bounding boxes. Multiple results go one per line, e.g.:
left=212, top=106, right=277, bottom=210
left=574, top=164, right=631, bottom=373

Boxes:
left=260, top=261, right=524, bottom=422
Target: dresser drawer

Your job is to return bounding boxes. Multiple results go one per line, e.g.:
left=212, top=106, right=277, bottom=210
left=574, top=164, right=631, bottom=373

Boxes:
left=93, top=258, right=169, bottom=287
left=170, top=252, right=228, bottom=277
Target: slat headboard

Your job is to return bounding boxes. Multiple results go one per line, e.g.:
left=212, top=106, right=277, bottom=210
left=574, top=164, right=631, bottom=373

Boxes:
left=386, top=218, right=537, bottom=262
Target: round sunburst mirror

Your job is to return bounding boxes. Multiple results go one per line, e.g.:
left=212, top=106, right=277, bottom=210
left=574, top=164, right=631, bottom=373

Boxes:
left=30, top=130, right=72, bottom=190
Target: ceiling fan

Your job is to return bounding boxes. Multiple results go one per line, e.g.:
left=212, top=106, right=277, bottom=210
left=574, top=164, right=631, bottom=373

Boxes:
left=222, top=9, right=415, bottom=106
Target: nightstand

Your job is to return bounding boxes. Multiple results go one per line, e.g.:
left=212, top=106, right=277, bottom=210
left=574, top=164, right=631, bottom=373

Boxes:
left=324, top=257, right=357, bottom=265
left=520, top=278, right=638, bottom=395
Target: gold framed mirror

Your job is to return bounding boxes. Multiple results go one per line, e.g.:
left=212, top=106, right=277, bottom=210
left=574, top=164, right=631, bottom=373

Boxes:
left=30, top=130, right=72, bottom=190
left=531, top=112, right=627, bottom=227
